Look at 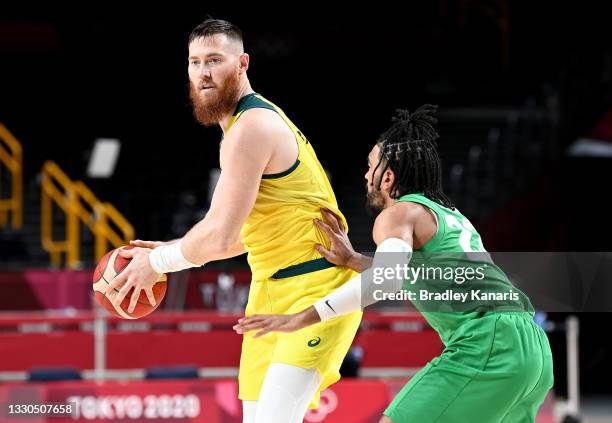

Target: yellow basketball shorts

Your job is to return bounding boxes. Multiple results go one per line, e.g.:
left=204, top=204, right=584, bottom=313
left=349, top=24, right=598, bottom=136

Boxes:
left=238, top=264, right=362, bottom=409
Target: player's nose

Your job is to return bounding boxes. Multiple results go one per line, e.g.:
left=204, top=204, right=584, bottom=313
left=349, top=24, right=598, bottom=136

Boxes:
left=198, top=66, right=212, bottom=79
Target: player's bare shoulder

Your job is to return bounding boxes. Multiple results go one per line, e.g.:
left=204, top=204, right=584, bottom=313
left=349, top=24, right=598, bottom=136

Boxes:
left=224, top=108, right=298, bottom=173
left=227, top=108, right=294, bottom=148
left=377, top=201, right=423, bottom=225
left=372, top=201, right=428, bottom=245
left=219, top=109, right=287, bottom=166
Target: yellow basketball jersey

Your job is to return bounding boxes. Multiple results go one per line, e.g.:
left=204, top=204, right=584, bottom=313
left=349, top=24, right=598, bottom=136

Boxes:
left=223, top=93, right=348, bottom=282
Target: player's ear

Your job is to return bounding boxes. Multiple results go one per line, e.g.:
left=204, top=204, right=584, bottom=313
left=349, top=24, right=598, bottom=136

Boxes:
left=239, top=53, right=250, bottom=73
left=383, top=169, right=395, bottom=192
left=384, top=169, right=394, bottom=184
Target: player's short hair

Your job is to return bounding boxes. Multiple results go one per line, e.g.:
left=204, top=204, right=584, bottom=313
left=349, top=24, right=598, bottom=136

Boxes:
left=188, top=18, right=243, bottom=46
left=374, top=104, right=456, bottom=209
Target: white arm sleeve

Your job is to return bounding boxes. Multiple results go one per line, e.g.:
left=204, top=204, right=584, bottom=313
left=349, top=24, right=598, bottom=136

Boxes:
left=313, top=237, right=412, bottom=321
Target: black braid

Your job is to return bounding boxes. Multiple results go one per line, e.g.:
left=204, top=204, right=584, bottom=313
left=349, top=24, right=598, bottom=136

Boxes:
left=375, top=104, right=455, bottom=209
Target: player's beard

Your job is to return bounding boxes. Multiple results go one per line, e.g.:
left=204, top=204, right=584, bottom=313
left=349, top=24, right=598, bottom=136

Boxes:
left=365, top=184, right=385, bottom=217
left=189, top=70, right=241, bottom=126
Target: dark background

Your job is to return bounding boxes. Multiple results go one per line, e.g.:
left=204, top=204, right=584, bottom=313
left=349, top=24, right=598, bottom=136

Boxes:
left=1, top=1, right=611, bottom=395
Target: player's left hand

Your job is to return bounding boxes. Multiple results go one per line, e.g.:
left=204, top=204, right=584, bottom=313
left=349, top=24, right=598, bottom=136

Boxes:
left=233, top=306, right=321, bottom=337
left=233, top=314, right=303, bottom=337
left=104, top=247, right=159, bottom=313
left=315, top=208, right=357, bottom=267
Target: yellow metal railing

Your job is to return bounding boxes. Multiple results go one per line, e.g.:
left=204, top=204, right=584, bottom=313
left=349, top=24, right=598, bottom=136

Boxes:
left=41, top=161, right=134, bottom=269
left=0, top=123, right=23, bottom=230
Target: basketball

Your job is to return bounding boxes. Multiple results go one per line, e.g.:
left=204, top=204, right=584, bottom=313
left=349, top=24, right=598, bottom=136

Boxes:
left=92, top=246, right=167, bottom=319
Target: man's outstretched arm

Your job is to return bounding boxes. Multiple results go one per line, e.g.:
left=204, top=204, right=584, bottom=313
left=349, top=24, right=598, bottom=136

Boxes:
left=234, top=203, right=418, bottom=337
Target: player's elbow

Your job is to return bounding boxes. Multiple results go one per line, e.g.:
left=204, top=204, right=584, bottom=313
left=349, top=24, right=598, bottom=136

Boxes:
left=214, top=238, right=235, bottom=257
left=205, top=227, right=240, bottom=258
left=202, top=234, right=235, bottom=259
left=184, top=225, right=237, bottom=263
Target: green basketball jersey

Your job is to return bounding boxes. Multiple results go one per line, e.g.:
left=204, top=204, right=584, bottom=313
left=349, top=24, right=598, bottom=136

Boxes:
left=396, top=193, right=534, bottom=345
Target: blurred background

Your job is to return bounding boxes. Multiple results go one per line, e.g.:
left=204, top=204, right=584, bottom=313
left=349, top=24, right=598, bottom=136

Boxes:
left=1, top=1, right=611, bottom=422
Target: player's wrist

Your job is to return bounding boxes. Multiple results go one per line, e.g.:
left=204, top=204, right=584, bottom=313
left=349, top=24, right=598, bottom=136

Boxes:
left=148, top=239, right=199, bottom=274
left=348, top=252, right=369, bottom=272
left=297, top=306, right=321, bottom=327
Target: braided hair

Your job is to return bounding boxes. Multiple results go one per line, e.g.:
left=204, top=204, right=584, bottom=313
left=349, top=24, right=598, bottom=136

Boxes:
left=372, top=104, right=455, bottom=209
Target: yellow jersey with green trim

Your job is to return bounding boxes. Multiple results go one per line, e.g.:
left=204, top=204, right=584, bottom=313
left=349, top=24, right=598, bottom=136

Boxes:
left=223, top=93, right=348, bottom=282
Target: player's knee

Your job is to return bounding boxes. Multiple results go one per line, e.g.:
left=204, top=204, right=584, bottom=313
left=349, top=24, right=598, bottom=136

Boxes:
left=378, top=416, right=395, bottom=423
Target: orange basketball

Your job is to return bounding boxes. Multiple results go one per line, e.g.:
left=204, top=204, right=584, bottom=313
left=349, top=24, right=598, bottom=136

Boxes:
left=92, top=246, right=167, bottom=319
